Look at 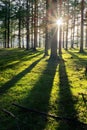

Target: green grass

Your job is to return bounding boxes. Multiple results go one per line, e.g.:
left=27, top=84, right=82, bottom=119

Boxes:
left=0, top=48, right=87, bottom=130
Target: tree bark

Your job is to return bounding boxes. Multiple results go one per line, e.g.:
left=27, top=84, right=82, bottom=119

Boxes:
left=50, top=0, right=57, bottom=59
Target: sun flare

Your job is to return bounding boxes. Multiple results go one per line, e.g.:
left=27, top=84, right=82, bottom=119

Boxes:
left=56, top=18, right=63, bottom=26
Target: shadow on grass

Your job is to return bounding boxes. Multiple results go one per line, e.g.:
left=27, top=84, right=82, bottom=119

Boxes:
left=67, top=50, right=87, bottom=67
left=57, top=55, right=87, bottom=130
left=15, top=59, right=58, bottom=130
left=67, top=50, right=87, bottom=79
left=0, top=49, right=43, bottom=71
left=0, top=56, right=43, bottom=95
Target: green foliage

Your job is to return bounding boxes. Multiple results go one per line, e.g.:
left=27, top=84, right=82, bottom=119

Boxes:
left=0, top=48, right=87, bottom=130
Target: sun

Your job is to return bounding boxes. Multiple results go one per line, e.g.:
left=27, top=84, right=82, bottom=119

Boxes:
left=56, top=18, right=63, bottom=26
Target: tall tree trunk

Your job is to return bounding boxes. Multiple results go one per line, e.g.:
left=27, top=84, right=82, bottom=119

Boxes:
left=65, top=0, right=69, bottom=50
left=45, top=0, right=49, bottom=56
left=62, top=29, right=65, bottom=48
left=18, top=16, right=21, bottom=48
left=34, top=0, right=38, bottom=51
left=26, top=0, right=30, bottom=50
left=7, top=0, right=10, bottom=48
left=10, top=20, right=13, bottom=48
left=59, top=0, right=62, bottom=54
left=85, top=25, right=87, bottom=49
left=77, top=15, right=79, bottom=48
left=31, top=0, right=34, bottom=48
left=50, top=0, right=57, bottom=59
left=72, top=15, right=75, bottom=48
left=80, top=0, right=84, bottom=52
left=4, top=14, right=7, bottom=48
left=18, top=0, right=21, bottom=48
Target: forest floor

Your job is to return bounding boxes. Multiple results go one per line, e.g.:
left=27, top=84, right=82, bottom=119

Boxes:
left=0, top=48, right=87, bottom=130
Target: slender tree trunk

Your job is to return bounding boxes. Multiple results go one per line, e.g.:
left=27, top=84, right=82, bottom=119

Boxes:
left=4, top=15, right=7, bottom=48
left=26, top=0, right=30, bottom=50
left=45, top=0, right=49, bottom=56
left=80, top=0, right=84, bottom=52
left=62, top=29, right=65, bottom=48
left=65, top=0, right=69, bottom=50
left=18, top=13, right=21, bottom=48
left=85, top=25, right=87, bottom=49
left=71, top=15, right=75, bottom=48
left=18, top=0, right=21, bottom=48
left=59, top=0, right=62, bottom=54
left=7, top=0, right=10, bottom=48
left=59, top=27, right=62, bottom=54
left=10, top=20, right=13, bottom=48
left=34, top=0, right=37, bottom=51
left=77, top=16, right=79, bottom=48
left=31, top=1, right=34, bottom=48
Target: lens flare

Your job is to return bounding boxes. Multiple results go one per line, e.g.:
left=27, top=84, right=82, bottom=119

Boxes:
left=56, top=18, right=63, bottom=25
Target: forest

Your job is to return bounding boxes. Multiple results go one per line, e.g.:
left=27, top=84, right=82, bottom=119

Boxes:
left=0, top=0, right=87, bottom=130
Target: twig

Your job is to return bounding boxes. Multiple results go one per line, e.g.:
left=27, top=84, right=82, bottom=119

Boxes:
left=1, top=108, right=21, bottom=130
left=12, top=102, right=85, bottom=125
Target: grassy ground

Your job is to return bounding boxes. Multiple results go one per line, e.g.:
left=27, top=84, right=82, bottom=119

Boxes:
left=0, top=48, right=87, bottom=130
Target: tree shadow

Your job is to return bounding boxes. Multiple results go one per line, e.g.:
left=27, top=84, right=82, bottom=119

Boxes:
left=57, top=55, right=87, bottom=130
left=0, top=57, right=43, bottom=95
left=0, top=49, right=43, bottom=71
left=14, top=59, right=58, bottom=130
left=67, top=50, right=87, bottom=80
left=67, top=50, right=87, bottom=67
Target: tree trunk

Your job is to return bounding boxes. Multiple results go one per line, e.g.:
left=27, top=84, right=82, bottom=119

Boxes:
left=85, top=25, right=87, bottom=49
left=65, top=0, right=69, bottom=50
left=59, top=0, right=62, bottom=54
left=45, top=0, right=49, bottom=56
left=7, top=0, right=10, bottom=48
left=26, top=0, right=30, bottom=50
left=34, top=0, right=37, bottom=51
left=4, top=14, right=7, bottom=48
left=80, top=0, right=84, bottom=52
left=18, top=0, right=22, bottom=48
left=50, top=0, right=57, bottom=59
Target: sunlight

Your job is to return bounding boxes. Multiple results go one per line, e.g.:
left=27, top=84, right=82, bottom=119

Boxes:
left=56, top=18, right=63, bottom=26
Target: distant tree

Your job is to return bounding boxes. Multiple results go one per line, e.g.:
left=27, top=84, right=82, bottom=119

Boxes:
left=80, top=0, right=84, bottom=52
left=85, top=24, right=87, bottom=48
left=17, top=0, right=22, bottom=48
left=65, top=0, right=69, bottom=50
left=59, top=0, right=62, bottom=54
left=33, top=0, right=38, bottom=51
left=26, top=0, right=30, bottom=50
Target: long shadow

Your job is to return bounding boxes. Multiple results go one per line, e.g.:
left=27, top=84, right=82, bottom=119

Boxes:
left=0, top=57, right=43, bottom=95
left=67, top=51, right=87, bottom=79
left=57, top=55, right=86, bottom=130
left=0, top=52, right=43, bottom=71
left=15, top=59, right=58, bottom=130
left=0, top=49, right=43, bottom=71
left=67, top=50, right=87, bottom=67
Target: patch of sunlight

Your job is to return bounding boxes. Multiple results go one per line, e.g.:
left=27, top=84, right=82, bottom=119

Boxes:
left=7, top=60, right=19, bottom=66
left=2, top=57, right=48, bottom=104
left=62, top=49, right=72, bottom=59
left=49, top=66, right=59, bottom=106
left=0, top=77, right=6, bottom=83
left=45, top=67, right=59, bottom=130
